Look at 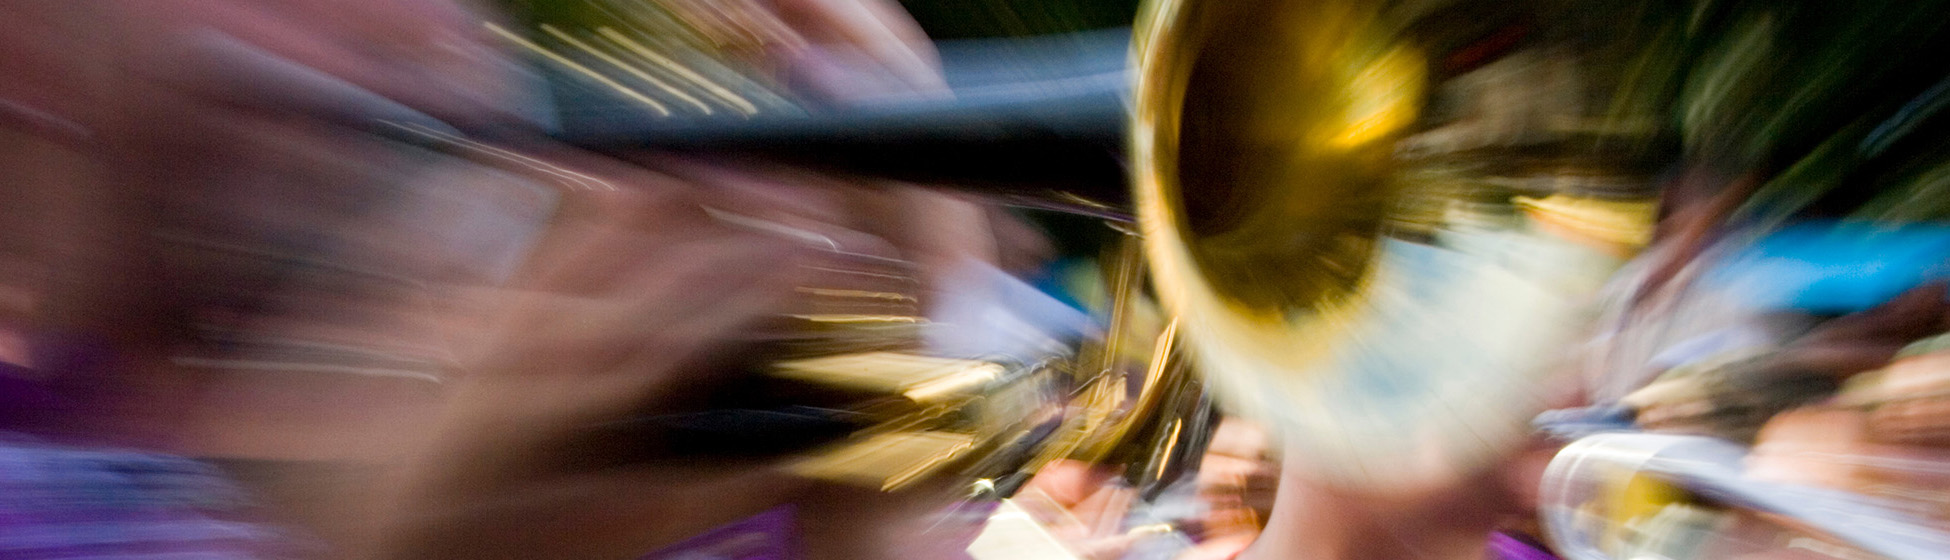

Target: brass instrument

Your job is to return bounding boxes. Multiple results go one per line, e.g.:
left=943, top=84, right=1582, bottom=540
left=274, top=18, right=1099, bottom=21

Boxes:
left=481, top=0, right=1221, bottom=499
left=486, top=0, right=1661, bottom=495
left=485, top=0, right=1950, bottom=555
left=1131, top=0, right=1666, bottom=490
left=1129, top=0, right=1950, bottom=500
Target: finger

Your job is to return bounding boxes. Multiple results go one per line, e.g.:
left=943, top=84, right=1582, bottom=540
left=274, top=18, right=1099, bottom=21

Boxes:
left=486, top=226, right=788, bottom=355
left=522, top=187, right=722, bottom=295
left=617, top=233, right=809, bottom=317
left=642, top=156, right=930, bottom=264
left=611, top=229, right=917, bottom=341
left=484, top=234, right=809, bottom=410
left=598, top=239, right=814, bottom=403
left=638, top=155, right=846, bottom=221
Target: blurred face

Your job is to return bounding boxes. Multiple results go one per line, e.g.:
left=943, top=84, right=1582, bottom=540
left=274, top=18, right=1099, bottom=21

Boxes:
left=21, top=2, right=1020, bottom=557
left=7, top=0, right=546, bottom=455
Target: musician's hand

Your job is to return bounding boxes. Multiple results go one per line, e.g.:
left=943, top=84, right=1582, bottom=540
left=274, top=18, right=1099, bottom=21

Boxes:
left=363, top=162, right=816, bottom=558
left=409, top=155, right=854, bottom=486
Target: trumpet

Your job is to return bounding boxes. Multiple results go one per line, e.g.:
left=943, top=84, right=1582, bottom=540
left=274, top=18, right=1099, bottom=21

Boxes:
left=469, top=0, right=1640, bottom=499
left=421, top=0, right=1950, bottom=511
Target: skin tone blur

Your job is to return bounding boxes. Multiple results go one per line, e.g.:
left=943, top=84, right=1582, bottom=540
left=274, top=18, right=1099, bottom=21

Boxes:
left=366, top=154, right=993, bottom=559
left=1016, top=419, right=1278, bottom=560
left=2, top=1, right=1029, bottom=558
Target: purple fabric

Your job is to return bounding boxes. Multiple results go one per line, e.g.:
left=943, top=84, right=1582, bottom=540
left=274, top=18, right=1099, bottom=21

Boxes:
left=0, top=435, right=285, bottom=559
left=1, top=333, right=122, bottom=435
left=1488, top=531, right=1561, bottom=560
left=0, top=337, right=300, bottom=559
left=27, top=333, right=116, bottom=388
left=0, top=362, right=61, bottom=428
left=640, top=506, right=799, bottom=560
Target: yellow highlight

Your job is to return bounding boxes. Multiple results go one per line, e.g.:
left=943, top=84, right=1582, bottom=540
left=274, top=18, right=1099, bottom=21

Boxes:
left=597, top=27, right=762, bottom=116
left=485, top=23, right=671, bottom=116
left=541, top=25, right=713, bottom=115
left=1330, top=46, right=1425, bottom=148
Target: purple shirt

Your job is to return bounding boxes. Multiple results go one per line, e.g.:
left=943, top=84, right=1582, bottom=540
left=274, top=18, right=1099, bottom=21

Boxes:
left=0, top=435, right=290, bottom=559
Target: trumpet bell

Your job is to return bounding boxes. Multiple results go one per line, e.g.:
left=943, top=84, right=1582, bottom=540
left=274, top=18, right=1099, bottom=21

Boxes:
left=1132, top=0, right=1656, bottom=489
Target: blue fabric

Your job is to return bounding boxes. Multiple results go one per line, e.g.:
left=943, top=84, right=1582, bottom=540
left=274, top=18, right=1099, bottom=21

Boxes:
left=1705, top=223, right=1950, bottom=314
